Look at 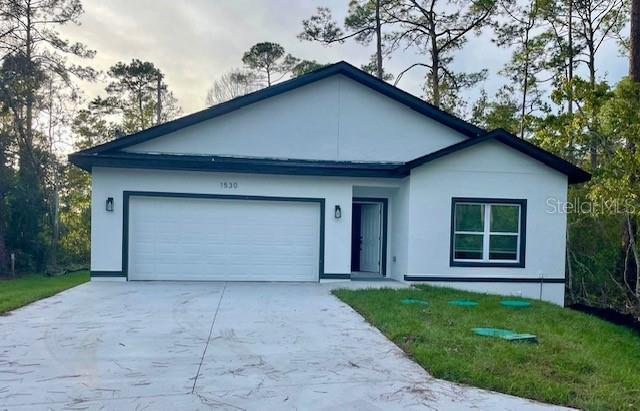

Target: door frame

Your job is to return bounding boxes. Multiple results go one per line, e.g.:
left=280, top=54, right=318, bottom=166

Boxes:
left=122, top=191, right=325, bottom=281
left=352, top=197, right=388, bottom=277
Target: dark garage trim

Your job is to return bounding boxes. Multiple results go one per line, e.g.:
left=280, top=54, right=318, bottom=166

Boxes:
left=404, top=275, right=565, bottom=284
left=122, top=191, right=326, bottom=282
left=91, top=270, right=126, bottom=278
left=320, top=273, right=351, bottom=280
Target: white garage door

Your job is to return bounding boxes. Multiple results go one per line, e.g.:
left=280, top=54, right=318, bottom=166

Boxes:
left=127, top=195, right=321, bottom=281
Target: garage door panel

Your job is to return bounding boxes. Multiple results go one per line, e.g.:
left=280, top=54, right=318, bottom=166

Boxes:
left=128, top=196, right=321, bottom=281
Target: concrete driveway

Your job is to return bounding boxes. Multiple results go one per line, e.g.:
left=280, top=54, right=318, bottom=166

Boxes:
left=0, top=281, right=570, bottom=410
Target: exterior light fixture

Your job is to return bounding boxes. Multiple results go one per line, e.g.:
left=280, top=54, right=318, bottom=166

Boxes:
left=334, top=205, right=342, bottom=219
left=106, top=197, right=114, bottom=212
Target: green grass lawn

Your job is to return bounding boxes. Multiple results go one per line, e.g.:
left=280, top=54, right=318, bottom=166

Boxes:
left=334, top=285, right=640, bottom=411
left=0, top=270, right=89, bottom=314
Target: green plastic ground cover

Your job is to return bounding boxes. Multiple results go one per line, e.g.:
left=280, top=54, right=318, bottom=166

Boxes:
left=472, top=327, right=516, bottom=337
left=500, top=299, right=532, bottom=308
left=448, top=299, right=479, bottom=307
left=400, top=298, right=428, bottom=305
left=472, top=327, right=538, bottom=343
left=503, top=333, right=538, bottom=343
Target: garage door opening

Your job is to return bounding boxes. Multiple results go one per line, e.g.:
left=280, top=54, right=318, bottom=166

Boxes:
left=124, top=192, right=324, bottom=282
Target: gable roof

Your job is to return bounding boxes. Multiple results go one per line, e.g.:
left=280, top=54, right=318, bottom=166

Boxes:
left=73, top=61, right=484, bottom=156
left=68, top=61, right=590, bottom=185
left=401, top=128, right=591, bottom=184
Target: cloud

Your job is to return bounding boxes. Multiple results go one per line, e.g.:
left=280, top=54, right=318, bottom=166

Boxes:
left=59, top=0, right=629, bottom=116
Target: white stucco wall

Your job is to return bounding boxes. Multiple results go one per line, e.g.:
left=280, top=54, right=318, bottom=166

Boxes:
left=91, top=167, right=405, bottom=277
left=91, top=138, right=571, bottom=304
left=405, top=140, right=569, bottom=304
left=123, top=75, right=466, bottom=162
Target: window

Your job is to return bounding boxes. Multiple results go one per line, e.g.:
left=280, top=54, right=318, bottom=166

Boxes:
left=450, top=198, right=526, bottom=267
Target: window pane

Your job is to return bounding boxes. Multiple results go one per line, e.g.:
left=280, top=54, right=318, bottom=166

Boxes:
left=490, top=205, right=519, bottom=233
left=454, top=234, right=484, bottom=260
left=489, top=235, right=518, bottom=260
left=455, top=204, right=484, bottom=232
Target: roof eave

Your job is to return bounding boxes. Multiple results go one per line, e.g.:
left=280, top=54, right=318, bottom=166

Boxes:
left=68, top=153, right=409, bottom=179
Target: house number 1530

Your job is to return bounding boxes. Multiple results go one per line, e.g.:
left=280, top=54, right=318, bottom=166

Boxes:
left=220, top=182, right=238, bottom=189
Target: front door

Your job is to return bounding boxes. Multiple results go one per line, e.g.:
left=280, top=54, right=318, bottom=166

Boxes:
left=359, top=203, right=382, bottom=273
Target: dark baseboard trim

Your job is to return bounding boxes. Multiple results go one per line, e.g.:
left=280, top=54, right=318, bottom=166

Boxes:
left=320, top=273, right=351, bottom=280
left=91, top=271, right=126, bottom=278
left=404, top=275, right=564, bottom=284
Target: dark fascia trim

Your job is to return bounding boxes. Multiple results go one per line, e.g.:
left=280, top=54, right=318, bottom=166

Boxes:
left=449, top=197, right=527, bottom=269
left=70, top=61, right=483, bottom=157
left=91, top=270, right=126, bottom=278
left=320, top=273, right=351, bottom=280
left=69, top=129, right=590, bottom=185
left=401, top=128, right=591, bottom=185
left=353, top=197, right=389, bottom=277
left=404, top=275, right=565, bottom=284
left=68, top=152, right=408, bottom=178
left=122, top=191, right=326, bottom=281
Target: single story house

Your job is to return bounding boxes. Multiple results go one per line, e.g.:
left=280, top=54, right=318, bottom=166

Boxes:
left=69, top=61, right=590, bottom=305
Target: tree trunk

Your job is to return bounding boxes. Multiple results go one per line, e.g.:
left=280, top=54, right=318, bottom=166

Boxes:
left=566, top=225, right=575, bottom=301
left=520, top=25, right=531, bottom=139
left=375, top=0, right=383, bottom=80
left=631, top=0, right=640, bottom=81
left=47, top=81, right=58, bottom=270
left=626, top=0, right=640, bottom=297
left=0, top=157, right=7, bottom=274
left=0, top=226, right=8, bottom=275
left=49, top=180, right=59, bottom=270
left=138, top=91, right=144, bottom=130
left=430, top=63, right=440, bottom=107
left=588, top=31, right=598, bottom=169
left=567, top=0, right=574, bottom=116
left=622, top=213, right=640, bottom=299
left=156, top=74, right=162, bottom=124
left=429, top=17, right=440, bottom=107
left=25, top=0, right=34, bottom=156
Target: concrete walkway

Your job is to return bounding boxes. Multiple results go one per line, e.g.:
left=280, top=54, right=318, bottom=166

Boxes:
left=0, top=281, right=571, bottom=410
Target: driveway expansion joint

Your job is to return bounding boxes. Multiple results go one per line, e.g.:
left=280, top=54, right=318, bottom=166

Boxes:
left=191, top=281, right=227, bottom=394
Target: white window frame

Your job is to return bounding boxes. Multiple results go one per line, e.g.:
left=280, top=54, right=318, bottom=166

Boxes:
left=452, top=201, right=522, bottom=264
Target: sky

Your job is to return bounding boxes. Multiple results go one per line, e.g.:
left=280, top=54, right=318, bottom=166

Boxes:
left=58, top=0, right=630, bottom=116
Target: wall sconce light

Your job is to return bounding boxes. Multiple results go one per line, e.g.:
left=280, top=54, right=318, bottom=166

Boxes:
left=106, top=197, right=114, bottom=212
left=334, top=205, right=342, bottom=219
